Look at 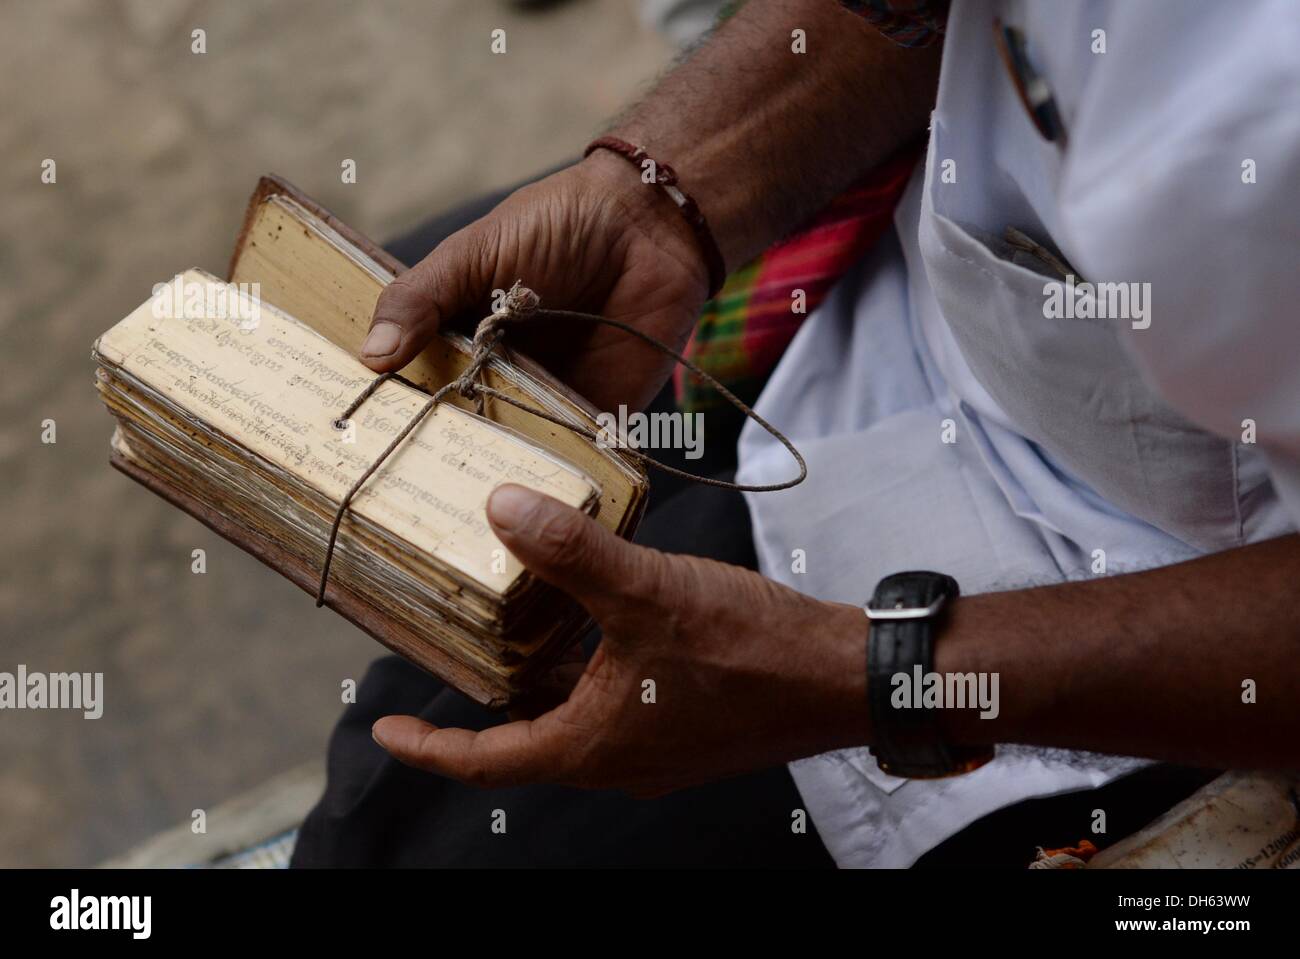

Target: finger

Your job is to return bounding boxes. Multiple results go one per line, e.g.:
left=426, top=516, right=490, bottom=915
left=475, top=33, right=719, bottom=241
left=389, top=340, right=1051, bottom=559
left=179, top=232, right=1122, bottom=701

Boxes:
left=371, top=713, right=572, bottom=788
left=486, top=484, right=654, bottom=614
left=360, top=227, right=493, bottom=372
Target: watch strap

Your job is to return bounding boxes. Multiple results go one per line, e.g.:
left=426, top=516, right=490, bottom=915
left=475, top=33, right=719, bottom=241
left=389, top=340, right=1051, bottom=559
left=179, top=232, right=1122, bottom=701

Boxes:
left=867, top=571, right=993, bottom=778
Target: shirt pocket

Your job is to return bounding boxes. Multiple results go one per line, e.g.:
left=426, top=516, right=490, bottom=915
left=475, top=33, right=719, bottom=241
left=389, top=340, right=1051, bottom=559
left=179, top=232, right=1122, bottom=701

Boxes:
left=915, top=114, right=1242, bottom=552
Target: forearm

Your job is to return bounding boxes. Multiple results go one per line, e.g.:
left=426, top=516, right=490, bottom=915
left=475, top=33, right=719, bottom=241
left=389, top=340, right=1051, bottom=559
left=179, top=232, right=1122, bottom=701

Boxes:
left=594, top=0, right=941, bottom=271
left=936, top=534, right=1300, bottom=768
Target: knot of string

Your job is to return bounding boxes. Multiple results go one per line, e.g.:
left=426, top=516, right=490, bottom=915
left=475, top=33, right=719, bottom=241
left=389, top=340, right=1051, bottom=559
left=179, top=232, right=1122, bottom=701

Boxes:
left=316, top=281, right=806, bottom=607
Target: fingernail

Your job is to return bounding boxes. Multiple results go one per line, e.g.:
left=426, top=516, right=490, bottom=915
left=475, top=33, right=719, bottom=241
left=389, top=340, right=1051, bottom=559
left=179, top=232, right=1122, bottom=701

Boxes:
left=488, top=484, right=542, bottom=531
left=361, top=321, right=402, bottom=358
left=371, top=720, right=393, bottom=749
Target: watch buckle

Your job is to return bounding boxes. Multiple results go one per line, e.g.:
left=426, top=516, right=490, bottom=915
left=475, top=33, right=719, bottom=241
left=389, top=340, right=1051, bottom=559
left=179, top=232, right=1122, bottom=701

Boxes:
left=865, top=594, right=948, bottom=621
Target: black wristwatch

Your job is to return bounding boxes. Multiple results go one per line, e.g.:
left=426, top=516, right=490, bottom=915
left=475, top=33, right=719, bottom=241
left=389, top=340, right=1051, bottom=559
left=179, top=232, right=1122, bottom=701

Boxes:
left=865, top=571, right=994, bottom=779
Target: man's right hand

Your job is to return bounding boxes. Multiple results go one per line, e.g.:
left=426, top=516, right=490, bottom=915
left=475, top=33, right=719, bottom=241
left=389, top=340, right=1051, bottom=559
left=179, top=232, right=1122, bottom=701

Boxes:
left=360, top=150, right=711, bottom=412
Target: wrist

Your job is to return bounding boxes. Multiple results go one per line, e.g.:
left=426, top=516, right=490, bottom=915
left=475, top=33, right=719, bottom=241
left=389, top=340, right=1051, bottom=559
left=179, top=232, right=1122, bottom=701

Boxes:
left=933, top=594, right=1023, bottom=748
left=579, top=145, right=719, bottom=299
left=820, top=600, right=874, bottom=750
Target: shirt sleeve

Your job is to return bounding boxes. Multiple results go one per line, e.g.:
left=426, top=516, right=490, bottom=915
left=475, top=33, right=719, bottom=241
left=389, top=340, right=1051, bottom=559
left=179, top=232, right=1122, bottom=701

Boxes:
left=1056, top=0, right=1300, bottom=525
left=839, top=0, right=950, bottom=47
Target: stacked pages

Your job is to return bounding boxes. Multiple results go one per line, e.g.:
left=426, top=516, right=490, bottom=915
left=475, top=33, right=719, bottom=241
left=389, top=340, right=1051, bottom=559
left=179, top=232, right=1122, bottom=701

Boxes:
left=93, top=178, right=646, bottom=706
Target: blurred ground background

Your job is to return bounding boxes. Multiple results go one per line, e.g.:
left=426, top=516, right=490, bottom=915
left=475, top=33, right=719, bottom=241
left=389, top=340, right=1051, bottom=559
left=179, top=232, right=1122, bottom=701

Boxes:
left=0, top=0, right=673, bottom=867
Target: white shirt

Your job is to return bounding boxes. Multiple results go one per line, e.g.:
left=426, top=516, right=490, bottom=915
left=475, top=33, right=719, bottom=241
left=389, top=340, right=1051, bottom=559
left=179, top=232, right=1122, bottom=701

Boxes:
left=736, top=0, right=1300, bottom=867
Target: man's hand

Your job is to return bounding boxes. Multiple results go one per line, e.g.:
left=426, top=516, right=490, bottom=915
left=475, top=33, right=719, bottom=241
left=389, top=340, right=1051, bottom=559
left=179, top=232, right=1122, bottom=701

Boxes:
left=370, top=484, right=1300, bottom=787
left=371, top=484, right=870, bottom=796
left=359, top=1, right=940, bottom=412
left=361, top=152, right=710, bottom=413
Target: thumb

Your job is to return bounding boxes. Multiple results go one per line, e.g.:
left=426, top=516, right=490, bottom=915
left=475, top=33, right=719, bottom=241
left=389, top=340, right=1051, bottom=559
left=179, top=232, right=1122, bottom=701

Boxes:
left=360, top=226, right=494, bottom=372
left=487, top=484, right=649, bottom=613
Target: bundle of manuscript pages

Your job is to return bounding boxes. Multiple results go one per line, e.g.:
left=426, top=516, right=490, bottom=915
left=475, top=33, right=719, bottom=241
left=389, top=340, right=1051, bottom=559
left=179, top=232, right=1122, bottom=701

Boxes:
left=93, top=176, right=646, bottom=707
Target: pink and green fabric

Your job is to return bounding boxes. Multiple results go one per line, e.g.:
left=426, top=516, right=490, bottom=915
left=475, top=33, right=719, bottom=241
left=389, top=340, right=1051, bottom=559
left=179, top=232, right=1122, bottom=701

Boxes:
left=677, top=145, right=922, bottom=411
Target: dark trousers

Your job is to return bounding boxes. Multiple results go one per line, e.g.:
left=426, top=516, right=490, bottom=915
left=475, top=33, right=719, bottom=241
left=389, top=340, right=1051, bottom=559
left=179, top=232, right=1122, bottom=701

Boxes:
left=291, top=177, right=1217, bottom=868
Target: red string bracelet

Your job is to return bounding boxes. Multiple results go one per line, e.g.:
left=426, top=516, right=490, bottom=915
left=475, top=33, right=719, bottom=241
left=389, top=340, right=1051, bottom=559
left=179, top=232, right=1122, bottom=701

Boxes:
left=583, top=135, right=728, bottom=298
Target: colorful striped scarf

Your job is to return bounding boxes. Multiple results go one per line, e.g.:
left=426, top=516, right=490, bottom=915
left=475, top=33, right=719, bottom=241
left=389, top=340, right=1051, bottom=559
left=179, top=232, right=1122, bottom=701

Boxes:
left=677, top=145, right=921, bottom=411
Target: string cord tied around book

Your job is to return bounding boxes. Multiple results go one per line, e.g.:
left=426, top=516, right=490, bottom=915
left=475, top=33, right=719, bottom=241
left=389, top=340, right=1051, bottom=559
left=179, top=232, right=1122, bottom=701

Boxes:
left=316, top=281, right=807, bottom=606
